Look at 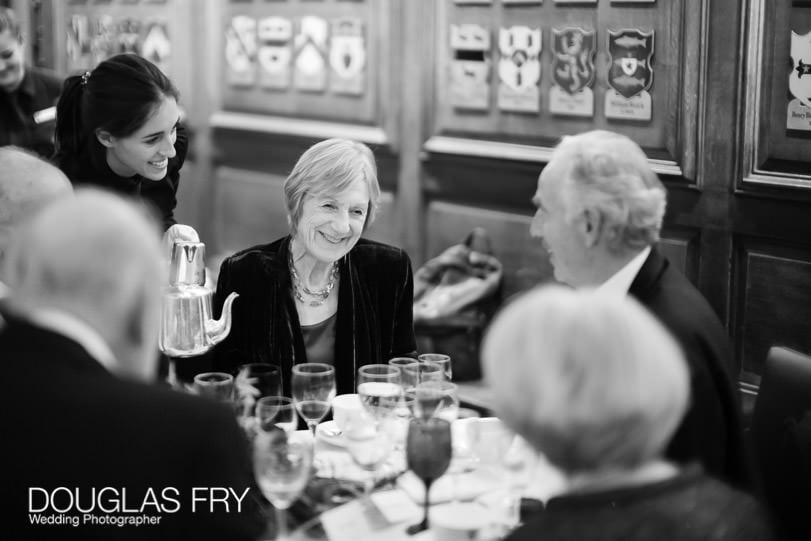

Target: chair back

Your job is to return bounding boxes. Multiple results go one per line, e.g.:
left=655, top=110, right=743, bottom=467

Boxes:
left=751, top=346, right=811, bottom=541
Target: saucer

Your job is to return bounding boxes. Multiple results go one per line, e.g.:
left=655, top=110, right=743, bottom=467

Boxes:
left=316, top=420, right=345, bottom=447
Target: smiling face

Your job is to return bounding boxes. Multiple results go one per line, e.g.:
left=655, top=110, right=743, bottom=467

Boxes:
left=98, top=96, right=179, bottom=181
left=530, top=156, right=591, bottom=287
left=0, top=29, right=24, bottom=93
left=294, top=179, right=370, bottom=264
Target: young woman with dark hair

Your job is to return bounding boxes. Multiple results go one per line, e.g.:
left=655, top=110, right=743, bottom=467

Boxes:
left=54, top=53, right=197, bottom=243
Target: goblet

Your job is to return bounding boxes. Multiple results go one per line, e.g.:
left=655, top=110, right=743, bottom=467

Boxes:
left=235, top=363, right=281, bottom=417
left=343, top=410, right=395, bottom=498
left=291, top=363, right=336, bottom=439
left=256, top=396, right=297, bottom=435
left=357, top=364, right=402, bottom=422
left=414, top=380, right=459, bottom=422
left=253, top=433, right=313, bottom=540
left=406, top=417, right=453, bottom=535
left=192, top=372, right=234, bottom=405
left=418, top=353, right=452, bottom=381
left=389, top=357, right=420, bottom=391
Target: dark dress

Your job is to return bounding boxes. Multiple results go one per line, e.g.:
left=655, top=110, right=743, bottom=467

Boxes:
left=212, top=236, right=417, bottom=395
left=56, top=124, right=188, bottom=231
left=0, top=309, right=266, bottom=541
left=0, top=67, right=62, bottom=158
left=507, top=465, right=774, bottom=541
left=629, top=248, right=755, bottom=492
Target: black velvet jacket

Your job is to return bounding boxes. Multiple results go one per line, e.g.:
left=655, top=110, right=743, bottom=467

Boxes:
left=56, top=124, right=188, bottom=231
left=212, top=236, right=417, bottom=395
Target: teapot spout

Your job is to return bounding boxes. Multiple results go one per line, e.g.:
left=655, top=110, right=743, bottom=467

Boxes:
left=205, top=292, right=239, bottom=346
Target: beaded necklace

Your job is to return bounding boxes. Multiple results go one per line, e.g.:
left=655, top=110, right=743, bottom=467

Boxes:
left=288, top=251, right=339, bottom=307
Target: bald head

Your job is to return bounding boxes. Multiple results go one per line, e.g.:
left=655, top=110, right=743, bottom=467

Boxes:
left=4, top=189, right=166, bottom=381
left=0, top=147, right=72, bottom=264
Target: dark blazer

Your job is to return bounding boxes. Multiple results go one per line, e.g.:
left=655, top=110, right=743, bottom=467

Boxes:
left=629, top=248, right=753, bottom=491
left=56, top=124, right=188, bottom=231
left=0, top=67, right=63, bottom=158
left=0, top=311, right=266, bottom=541
left=213, top=236, right=417, bottom=396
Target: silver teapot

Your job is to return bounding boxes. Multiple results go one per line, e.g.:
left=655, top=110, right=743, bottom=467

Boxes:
left=159, top=241, right=238, bottom=357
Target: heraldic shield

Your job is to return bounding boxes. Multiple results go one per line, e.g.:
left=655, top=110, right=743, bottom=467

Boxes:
left=552, top=27, right=595, bottom=95
left=608, top=29, right=654, bottom=99
left=790, top=30, right=811, bottom=109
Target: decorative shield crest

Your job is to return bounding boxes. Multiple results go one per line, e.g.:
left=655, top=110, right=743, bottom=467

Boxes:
left=330, top=18, right=365, bottom=80
left=552, top=27, right=595, bottom=94
left=790, top=30, right=811, bottom=109
left=257, top=17, right=292, bottom=77
left=225, top=15, right=256, bottom=86
left=498, top=26, right=541, bottom=92
left=607, top=29, right=654, bottom=99
left=294, top=16, right=328, bottom=91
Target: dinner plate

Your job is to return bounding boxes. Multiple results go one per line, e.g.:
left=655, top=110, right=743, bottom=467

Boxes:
left=316, top=420, right=345, bottom=447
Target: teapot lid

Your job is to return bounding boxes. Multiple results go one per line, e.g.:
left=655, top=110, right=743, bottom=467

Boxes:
left=169, top=241, right=206, bottom=286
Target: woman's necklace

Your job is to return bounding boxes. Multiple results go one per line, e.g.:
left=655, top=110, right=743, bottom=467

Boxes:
left=288, top=252, right=339, bottom=307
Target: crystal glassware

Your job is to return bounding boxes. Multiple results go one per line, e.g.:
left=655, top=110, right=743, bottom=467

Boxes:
left=253, top=433, right=313, bottom=540
left=291, top=363, right=336, bottom=439
left=357, top=364, right=402, bottom=422
left=406, top=417, right=453, bottom=535
left=256, top=396, right=297, bottom=435
left=418, top=353, right=452, bottom=381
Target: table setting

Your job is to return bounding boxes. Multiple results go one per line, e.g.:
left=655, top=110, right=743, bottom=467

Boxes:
left=244, top=355, right=567, bottom=541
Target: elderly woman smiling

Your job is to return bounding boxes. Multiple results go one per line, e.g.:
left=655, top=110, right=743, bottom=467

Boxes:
left=212, top=139, right=416, bottom=395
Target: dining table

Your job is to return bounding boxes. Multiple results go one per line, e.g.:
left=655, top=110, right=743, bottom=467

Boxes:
left=275, top=417, right=567, bottom=541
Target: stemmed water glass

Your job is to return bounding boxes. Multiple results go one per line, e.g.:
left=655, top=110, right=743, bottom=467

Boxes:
left=405, top=417, right=453, bottom=535
left=418, top=353, right=452, bottom=381
left=253, top=433, right=313, bottom=540
left=356, top=364, right=402, bottom=422
left=414, top=380, right=459, bottom=422
left=256, top=396, right=297, bottom=435
left=291, top=363, right=336, bottom=439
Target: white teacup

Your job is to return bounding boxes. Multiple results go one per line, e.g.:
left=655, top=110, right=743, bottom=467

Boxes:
left=431, top=503, right=493, bottom=541
left=331, top=393, right=363, bottom=433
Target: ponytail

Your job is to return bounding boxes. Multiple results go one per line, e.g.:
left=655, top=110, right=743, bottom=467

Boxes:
left=53, top=75, right=87, bottom=169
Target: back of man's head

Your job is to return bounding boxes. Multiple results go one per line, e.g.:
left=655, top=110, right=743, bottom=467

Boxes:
left=556, top=130, right=666, bottom=254
left=0, top=147, right=72, bottom=267
left=3, top=189, right=165, bottom=381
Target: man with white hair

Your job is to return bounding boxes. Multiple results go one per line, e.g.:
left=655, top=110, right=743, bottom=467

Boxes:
left=1, top=190, right=265, bottom=540
left=483, top=286, right=772, bottom=541
left=530, top=130, right=752, bottom=490
left=0, top=145, right=72, bottom=296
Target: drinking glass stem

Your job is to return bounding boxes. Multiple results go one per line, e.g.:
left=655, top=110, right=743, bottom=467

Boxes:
left=421, top=479, right=432, bottom=529
left=275, top=507, right=288, bottom=540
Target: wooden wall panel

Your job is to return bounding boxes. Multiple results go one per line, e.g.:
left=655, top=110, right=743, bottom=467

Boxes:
left=732, top=243, right=811, bottom=385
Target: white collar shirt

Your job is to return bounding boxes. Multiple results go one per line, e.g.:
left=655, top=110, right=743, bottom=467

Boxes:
left=597, top=246, right=651, bottom=297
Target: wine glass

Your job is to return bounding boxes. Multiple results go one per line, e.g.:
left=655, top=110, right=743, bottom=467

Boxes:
left=192, top=372, right=235, bottom=405
left=406, top=417, right=453, bottom=535
left=343, top=409, right=395, bottom=498
left=418, top=353, right=452, bottom=381
left=389, top=357, right=420, bottom=391
left=414, top=380, right=459, bottom=422
left=256, top=396, right=297, bottom=435
left=253, top=432, right=313, bottom=540
left=404, top=360, right=444, bottom=387
left=236, top=363, right=281, bottom=436
left=357, top=364, right=402, bottom=422
left=291, top=363, right=336, bottom=439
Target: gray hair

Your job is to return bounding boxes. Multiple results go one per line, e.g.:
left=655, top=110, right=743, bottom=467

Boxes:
left=0, top=8, right=21, bottom=39
left=482, top=285, right=689, bottom=474
left=283, top=138, right=380, bottom=237
left=4, top=189, right=165, bottom=381
left=0, top=146, right=72, bottom=264
left=556, top=130, right=666, bottom=253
